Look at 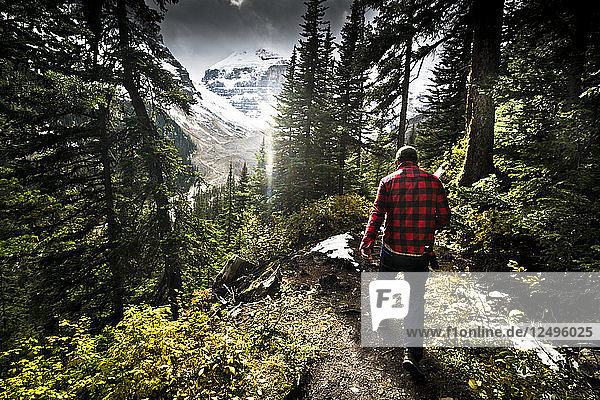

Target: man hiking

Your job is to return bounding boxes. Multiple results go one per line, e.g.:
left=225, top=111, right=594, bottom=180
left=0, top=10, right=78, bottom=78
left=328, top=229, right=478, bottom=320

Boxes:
left=360, top=145, right=451, bottom=375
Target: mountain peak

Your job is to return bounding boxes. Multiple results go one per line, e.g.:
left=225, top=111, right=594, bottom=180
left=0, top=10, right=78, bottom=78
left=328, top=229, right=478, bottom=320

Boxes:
left=255, top=48, right=280, bottom=60
left=203, top=49, right=289, bottom=122
left=209, top=49, right=285, bottom=70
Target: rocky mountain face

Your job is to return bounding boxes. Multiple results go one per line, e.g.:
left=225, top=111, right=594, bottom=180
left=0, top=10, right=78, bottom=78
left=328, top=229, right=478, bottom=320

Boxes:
left=162, top=49, right=200, bottom=99
left=162, top=49, right=268, bottom=185
left=202, top=49, right=288, bottom=123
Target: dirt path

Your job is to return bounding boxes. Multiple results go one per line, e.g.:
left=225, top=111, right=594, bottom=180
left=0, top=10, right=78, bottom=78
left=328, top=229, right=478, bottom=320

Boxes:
left=250, top=230, right=476, bottom=400
left=232, top=229, right=600, bottom=399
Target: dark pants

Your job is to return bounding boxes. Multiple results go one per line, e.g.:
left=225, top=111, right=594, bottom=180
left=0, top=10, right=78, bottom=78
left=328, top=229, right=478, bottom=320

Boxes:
left=379, top=245, right=429, bottom=360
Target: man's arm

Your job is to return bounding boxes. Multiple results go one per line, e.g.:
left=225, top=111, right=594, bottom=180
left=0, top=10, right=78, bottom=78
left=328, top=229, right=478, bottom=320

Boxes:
left=360, top=179, right=388, bottom=258
left=435, top=182, right=451, bottom=228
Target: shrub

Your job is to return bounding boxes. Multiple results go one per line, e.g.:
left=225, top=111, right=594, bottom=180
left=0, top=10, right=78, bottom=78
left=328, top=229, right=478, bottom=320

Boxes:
left=0, top=293, right=314, bottom=400
left=283, top=194, right=371, bottom=248
left=240, top=194, right=370, bottom=263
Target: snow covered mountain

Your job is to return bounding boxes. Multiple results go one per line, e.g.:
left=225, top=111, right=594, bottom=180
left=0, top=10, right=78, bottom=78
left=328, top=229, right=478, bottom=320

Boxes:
left=202, top=49, right=288, bottom=124
left=162, top=49, right=264, bottom=185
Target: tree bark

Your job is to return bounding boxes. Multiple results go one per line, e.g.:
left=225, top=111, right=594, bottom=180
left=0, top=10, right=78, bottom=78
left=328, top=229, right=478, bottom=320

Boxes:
left=398, top=34, right=413, bottom=151
left=566, top=1, right=587, bottom=102
left=83, top=1, right=124, bottom=323
left=338, top=128, right=346, bottom=195
left=116, top=0, right=181, bottom=319
left=458, top=0, right=504, bottom=186
left=98, top=95, right=124, bottom=322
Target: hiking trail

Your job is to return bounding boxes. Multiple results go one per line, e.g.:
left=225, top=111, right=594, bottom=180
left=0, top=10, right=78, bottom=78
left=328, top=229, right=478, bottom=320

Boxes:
left=234, top=229, right=476, bottom=400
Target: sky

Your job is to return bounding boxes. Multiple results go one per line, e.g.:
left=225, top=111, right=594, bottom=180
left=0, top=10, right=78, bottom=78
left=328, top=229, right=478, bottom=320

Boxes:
left=161, top=0, right=353, bottom=82
left=160, top=0, right=435, bottom=107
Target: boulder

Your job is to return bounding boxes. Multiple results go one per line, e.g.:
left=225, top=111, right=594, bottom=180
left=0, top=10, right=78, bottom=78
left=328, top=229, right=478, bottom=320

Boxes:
left=241, top=266, right=281, bottom=301
left=213, top=255, right=257, bottom=290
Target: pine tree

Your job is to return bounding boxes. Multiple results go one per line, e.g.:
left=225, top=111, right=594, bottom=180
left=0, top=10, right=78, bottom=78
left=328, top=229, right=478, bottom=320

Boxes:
left=251, top=137, right=270, bottom=216
left=114, top=0, right=192, bottom=319
left=82, top=0, right=126, bottom=322
left=335, top=0, right=368, bottom=194
left=223, top=162, right=235, bottom=246
left=236, top=162, right=250, bottom=215
left=0, top=0, right=127, bottom=333
left=273, top=47, right=300, bottom=210
left=313, top=23, right=338, bottom=195
left=458, top=0, right=505, bottom=186
left=0, top=0, right=199, bottom=335
left=365, top=0, right=471, bottom=151
left=273, top=0, right=337, bottom=210
left=295, top=0, right=328, bottom=204
left=415, top=21, right=472, bottom=169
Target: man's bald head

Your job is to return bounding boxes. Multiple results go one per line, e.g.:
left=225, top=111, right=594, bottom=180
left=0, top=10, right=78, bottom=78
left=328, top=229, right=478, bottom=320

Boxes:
left=396, top=145, right=418, bottom=164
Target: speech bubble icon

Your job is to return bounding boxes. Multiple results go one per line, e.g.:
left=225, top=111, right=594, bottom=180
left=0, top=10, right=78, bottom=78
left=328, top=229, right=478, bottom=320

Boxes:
left=369, top=279, right=410, bottom=331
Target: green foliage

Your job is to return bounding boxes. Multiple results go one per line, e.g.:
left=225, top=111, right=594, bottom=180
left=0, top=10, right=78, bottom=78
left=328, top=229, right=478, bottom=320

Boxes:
left=436, top=176, right=511, bottom=260
left=283, top=194, right=371, bottom=248
left=468, top=348, right=593, bottom=399
left=0, top=0, right=216, bottom=337
left=0, top=294, right=314, bottom=400
left=174, top=199, right=225, bottom=292
left=431, top=0, right=600, bottom=271
left=272, top=0, right=340, bottom=209
left=432, top=347, right=595, bottom=399
left=240, top=194, right=370, bottom=263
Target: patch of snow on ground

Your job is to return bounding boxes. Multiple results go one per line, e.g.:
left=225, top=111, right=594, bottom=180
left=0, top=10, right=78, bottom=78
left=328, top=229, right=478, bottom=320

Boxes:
left=310, top=233, right=358, bottom=267
left=510, top=329, right=565, bottom=370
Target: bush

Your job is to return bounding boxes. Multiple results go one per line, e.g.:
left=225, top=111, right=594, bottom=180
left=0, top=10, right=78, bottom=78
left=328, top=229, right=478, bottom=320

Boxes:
left=239, top=194, right=370, bottom=263
left=431, top=347, right=595, bottom=400
left=283, top=194, right=371, bottom=248
left=431, top=99, right=600, bottom=271
left=0, top=292, right=314, bottom=400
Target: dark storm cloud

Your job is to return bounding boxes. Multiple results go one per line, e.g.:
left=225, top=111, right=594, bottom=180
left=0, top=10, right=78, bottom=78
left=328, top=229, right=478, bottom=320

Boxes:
left=161, top=0, right=351, bottom=80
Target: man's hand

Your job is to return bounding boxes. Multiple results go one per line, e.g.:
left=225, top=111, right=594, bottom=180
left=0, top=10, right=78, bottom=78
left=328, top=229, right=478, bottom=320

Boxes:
left=360, top=246, right=373, bottom=264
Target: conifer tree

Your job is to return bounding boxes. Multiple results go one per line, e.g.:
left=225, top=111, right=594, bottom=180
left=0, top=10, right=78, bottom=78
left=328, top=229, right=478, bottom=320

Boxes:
left=415, top=22, right=472, bottom=169
left=0, top=0, right=131, bottom=332
left=365, top=0, right=470, bottom=150
left=273, top=0, right=337, bottom=210
left=223, top=162, right=235, bottom=246
left=251, top=137, right=270, bottom=215
left=458, top=0, right=505, bottom=186
left=335, top=0, right=368, bottom=194
left=236, top=162, right=250, bottom=215
left=313, top=23, right=338, bottom=195
left=273, top=47, right=300, bottom=210
left=114, top=0, right=191, bottom=318
left=295, top=0, right=328, bottom=204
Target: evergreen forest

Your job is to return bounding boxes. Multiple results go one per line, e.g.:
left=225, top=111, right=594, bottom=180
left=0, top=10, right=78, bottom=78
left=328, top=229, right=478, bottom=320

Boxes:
left=1, top=0, right=600, bottom=398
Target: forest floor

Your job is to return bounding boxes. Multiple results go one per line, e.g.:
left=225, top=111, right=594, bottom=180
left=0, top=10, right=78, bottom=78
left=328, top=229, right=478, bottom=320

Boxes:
left=236, top=229, right=478, bottom=400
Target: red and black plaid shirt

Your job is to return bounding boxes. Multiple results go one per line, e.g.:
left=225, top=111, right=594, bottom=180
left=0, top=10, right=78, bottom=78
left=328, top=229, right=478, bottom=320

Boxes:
left=360, top=161, right=451, bottom=255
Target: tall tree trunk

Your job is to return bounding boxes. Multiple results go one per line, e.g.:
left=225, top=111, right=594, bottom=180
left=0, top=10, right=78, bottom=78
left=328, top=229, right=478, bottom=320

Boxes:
left=566, top=1, right=587, bottom=102
left=83, top=0, right=124, bottom=322
left=338, top=122, right=346, bottom=195
left=398, top=34, right=413, bottom=151
left=116, top=0, right=181, bottom=319
left=459, top=0, right=504, bottom=186
left=98, top=95, right=123, bottom=322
